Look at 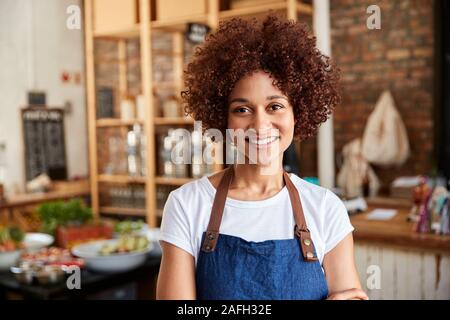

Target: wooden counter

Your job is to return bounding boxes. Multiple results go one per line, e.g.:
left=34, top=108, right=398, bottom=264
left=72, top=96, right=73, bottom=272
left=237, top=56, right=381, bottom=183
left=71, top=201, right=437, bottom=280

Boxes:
left=350, top=197, right=450, bottom=253
left=0, top=180, right=90, bottom=209
left=0, top=180, right=90, bottom=228
left=350, top=198, right=450, bottom=299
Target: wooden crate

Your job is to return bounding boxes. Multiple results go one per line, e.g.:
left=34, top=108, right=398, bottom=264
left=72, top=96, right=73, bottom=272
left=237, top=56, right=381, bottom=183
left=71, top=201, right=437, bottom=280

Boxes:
left=94, top=0, right=138, bottom=33
left=156, top=0, right=207, bottom=21
left=56, top=223, right=113, bottom=249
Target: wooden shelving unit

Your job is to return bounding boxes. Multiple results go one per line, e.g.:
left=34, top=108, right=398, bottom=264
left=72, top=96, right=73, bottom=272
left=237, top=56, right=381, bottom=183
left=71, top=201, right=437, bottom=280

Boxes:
left=93, top=26, right=140, bottom=39
left=84, top=0, right=313, bottom=227
left=100, top=206, right=147, bottom=217
left=154, top=117, right=194, bottom=126
left=151, top=13, right=210, bottom=31
left=97, top=174, right=147, bottom=184
left=96, top=118, right=144, bottom=127
left=155, top=176, right=194, bottom=186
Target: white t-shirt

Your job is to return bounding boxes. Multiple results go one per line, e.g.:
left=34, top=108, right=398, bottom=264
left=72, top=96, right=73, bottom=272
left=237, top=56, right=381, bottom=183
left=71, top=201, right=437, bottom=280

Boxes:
left=160, top=173, right=354, bottom=267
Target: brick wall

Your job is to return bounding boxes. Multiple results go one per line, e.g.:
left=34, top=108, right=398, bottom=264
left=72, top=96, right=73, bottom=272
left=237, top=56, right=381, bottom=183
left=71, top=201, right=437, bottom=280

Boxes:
left=329, top=0, right=435, bottom=192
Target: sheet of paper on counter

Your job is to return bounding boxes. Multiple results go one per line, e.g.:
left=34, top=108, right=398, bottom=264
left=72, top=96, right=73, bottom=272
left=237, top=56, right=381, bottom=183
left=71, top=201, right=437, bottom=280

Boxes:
left=366, top=209, right=398, bottom=220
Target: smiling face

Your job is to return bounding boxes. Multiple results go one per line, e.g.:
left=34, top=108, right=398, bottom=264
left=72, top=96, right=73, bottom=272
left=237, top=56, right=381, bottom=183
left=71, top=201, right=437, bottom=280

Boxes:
left=227, top=70, right=295, bottom=166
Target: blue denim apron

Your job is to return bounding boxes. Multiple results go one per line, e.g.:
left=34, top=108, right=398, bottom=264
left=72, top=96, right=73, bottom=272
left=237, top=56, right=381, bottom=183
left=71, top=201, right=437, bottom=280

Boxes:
left=196, top=165, right=329, bottom=300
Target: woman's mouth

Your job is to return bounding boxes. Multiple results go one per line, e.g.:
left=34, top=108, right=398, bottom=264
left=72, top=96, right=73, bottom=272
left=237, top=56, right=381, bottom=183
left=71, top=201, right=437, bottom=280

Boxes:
left=244, top=136, right=280, bottom=148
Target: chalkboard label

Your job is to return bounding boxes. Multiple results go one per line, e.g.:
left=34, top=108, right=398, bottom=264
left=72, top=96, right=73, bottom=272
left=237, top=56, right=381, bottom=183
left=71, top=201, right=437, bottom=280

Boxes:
left=22, top=108, right=68, bottom=181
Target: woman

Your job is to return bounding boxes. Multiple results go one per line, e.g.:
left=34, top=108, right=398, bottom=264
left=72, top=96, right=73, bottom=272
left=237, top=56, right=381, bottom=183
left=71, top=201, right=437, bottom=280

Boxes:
left=156, top=14, right=368, bottom=300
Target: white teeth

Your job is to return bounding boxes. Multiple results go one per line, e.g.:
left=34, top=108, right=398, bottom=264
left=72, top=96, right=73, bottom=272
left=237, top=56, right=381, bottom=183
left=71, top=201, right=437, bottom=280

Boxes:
left=248, top=136, right=278, bottom=145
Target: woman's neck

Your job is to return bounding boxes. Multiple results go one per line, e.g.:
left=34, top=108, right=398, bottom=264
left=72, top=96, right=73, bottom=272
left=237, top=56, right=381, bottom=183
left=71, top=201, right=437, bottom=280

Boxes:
left=231, top=158, right=285, bottom=196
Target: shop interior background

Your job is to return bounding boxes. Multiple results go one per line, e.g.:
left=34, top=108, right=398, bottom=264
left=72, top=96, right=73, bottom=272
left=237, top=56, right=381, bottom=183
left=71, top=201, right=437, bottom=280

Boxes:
left=0, top=0, right=449, bottom=300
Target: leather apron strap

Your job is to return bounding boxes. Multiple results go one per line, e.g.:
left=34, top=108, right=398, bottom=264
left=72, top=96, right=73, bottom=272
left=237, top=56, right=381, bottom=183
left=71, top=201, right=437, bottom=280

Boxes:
left=201, top=165, right=318, bottom=262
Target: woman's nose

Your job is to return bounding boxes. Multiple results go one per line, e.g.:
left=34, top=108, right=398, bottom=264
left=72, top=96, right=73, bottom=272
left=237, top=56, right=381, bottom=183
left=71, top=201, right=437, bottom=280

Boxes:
left=251, top=109, right=273, bottom=134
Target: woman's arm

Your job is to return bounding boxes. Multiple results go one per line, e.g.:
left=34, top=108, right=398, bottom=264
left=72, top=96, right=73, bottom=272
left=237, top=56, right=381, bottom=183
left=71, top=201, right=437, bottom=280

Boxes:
left=322, top=233, right=369, bottom=300
left=156, top=241, right=197, bottom=300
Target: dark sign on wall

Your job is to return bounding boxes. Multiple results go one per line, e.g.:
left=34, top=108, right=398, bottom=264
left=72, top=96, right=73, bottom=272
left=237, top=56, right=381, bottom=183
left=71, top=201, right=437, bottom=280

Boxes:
left=22, top=107, right=68, bottom=181
left=27, top=91, right=46, bottom=106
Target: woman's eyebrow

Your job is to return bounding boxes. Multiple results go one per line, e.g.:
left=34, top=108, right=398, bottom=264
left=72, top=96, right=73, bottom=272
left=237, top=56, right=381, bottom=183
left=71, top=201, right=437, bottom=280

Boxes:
left=266, top=95, right=288, bottom=101
left=229, top=96, right=288, bottom=104
left=229, top=98, right=249, bottom=104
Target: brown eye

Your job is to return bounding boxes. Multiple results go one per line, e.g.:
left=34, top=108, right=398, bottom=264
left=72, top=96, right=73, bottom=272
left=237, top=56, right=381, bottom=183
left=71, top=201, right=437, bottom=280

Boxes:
left=233, top=107, right=249, bottom=113
left=269, top=104, right=284, bottom=111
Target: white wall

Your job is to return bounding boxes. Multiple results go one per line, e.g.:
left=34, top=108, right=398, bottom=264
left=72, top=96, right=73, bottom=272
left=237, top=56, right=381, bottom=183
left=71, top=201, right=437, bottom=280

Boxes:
left=0, top=0, right=88, bottom=195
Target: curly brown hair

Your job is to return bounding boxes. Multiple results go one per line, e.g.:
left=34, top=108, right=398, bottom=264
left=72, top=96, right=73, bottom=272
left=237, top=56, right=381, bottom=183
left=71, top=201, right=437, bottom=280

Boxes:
left=181, top=14, right=340, bottom=141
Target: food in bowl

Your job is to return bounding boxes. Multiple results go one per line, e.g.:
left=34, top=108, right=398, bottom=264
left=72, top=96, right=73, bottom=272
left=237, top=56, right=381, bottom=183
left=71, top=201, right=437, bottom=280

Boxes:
left=0, top=226, right=25, bottom=271
left=113, top=219, right=146, bottom=235
left=21, top=246, right=85, bottom=268
left=10, top=246, right=85, bottom=284
left=99, top=235, right=149, bottom=255
left=10, top=265, right=34, bottom=285
left=11, top=262, right=67, bottom=285
left=35, top=265, right=66, bottom=285
left=72, top=236, right=153, bottom=273
left=0, top=226, right=25, bottom=252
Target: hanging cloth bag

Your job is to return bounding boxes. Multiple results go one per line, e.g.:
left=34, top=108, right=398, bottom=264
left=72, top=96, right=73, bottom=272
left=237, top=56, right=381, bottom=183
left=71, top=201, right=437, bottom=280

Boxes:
left=361, top=90, right=410, bottom=166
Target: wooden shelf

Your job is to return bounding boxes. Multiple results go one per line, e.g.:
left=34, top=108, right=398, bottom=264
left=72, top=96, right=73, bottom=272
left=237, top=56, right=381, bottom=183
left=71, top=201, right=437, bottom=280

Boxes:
left=297, top=3, right=313, bottom=15
left=154, top=117, right=194, bottom=125
left=91, top=3, right=312, bottom=38
left=152, top=49, right=183, bottom=56
left=153, top=82, right=179, bottom=90
left=219, top=2, right=313, bottom=19
left=96, top=118, right=144, bottom=127
left=219, top=2, right=287, bottom=19
left=92, top=12, right=211, bottom=38
left=98, top=174, right=146, bottom=184
left=155, top=176, right=194, bottom=186
left=100, top=206, right=146, bottom=217
left=93, top=25, right=140, bottom=39
left=151, top=13, right=209, bottom=31
left=0, top=180, right=90, bottom=209
left=95, top=56, right=141, bottom=65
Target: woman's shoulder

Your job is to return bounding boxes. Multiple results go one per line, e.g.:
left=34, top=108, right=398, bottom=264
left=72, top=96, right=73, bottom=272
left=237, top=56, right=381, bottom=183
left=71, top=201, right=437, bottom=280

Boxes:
left=289, top=174, right=346, bottom=210
left=289, top=174, right=328, bottom=199
left=168, top=169, right=227, bottom=201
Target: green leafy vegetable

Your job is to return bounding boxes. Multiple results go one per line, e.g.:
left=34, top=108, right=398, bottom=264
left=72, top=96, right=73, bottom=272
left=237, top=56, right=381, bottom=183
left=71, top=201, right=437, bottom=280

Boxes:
left=37, top=199, right=93, bottom=235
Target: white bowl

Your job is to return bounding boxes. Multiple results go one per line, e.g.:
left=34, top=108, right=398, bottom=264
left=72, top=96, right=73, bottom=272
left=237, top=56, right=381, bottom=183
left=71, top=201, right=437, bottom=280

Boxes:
left=0, top=250, right=22, bottom=272
left=23, top=233, right=54, bottom=253
left=145, top=228, right=162, bottom=257
left=71, top=239, right=153, bottom=273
